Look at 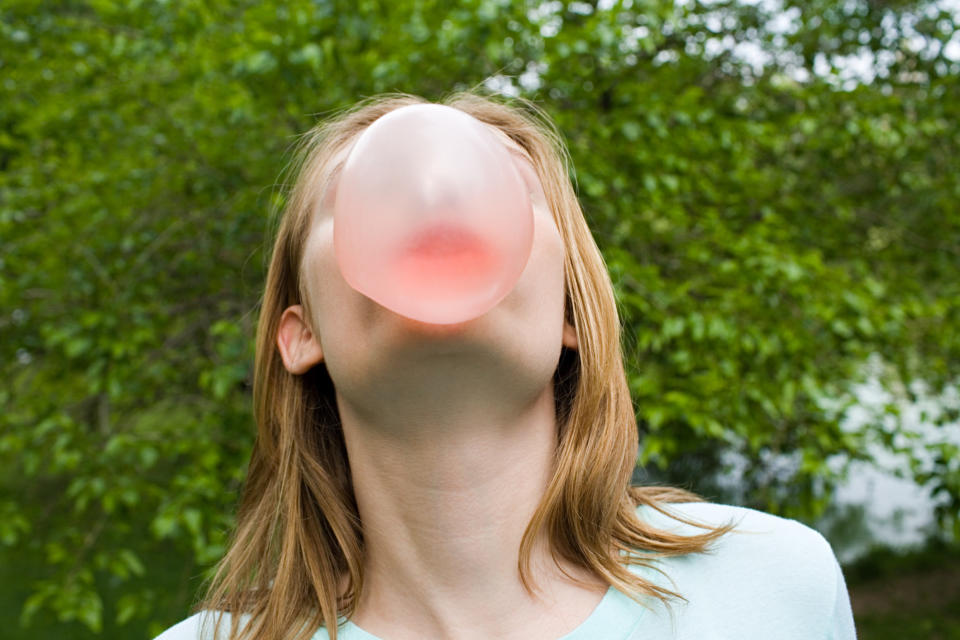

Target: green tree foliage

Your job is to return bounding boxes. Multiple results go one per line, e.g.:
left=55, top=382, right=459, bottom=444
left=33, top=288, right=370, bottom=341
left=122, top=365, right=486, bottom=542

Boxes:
left=1, top=0, right=957, bottom=635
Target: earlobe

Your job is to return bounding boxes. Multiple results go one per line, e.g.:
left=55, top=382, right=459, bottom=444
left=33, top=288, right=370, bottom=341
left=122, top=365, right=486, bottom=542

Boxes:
left=276, top=305, right=325, bottom=374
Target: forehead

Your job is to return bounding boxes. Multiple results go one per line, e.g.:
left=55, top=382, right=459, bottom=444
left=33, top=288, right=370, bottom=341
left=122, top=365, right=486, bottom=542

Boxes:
left=484, top=124, right=531, bottom=161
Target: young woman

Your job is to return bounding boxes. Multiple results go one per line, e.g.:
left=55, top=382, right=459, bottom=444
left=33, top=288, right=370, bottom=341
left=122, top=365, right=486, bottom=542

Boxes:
left=154, top=91, right=857, bottom=640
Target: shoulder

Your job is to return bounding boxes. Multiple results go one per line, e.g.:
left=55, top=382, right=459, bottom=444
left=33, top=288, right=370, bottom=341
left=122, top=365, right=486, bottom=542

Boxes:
left=637, top=500, right=836, bottom=565
left=632, top=501, right=850, bottom=637
left=152, top=610, right=250, bottom=640
left=152, top=610, right=348, bottom=640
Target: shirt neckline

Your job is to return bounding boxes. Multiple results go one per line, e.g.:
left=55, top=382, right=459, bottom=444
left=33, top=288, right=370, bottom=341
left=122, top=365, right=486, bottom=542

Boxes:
left=334, top=583, right=645, bottom=640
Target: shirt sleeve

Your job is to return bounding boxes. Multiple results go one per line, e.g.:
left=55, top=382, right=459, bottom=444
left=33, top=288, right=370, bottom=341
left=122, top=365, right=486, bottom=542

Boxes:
left=829, top=556, right=858, bottom=640
left=152, top=611, right=236, bottom=640
left=152, top=613, right=202, bottom=640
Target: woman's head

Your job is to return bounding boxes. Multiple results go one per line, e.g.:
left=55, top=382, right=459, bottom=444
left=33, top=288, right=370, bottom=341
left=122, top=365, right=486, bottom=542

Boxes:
left=272, top=98, right=579, bottom=433
left=196, top=90, right=729, bottom=640
left=261, top=91, right=609, bottom=444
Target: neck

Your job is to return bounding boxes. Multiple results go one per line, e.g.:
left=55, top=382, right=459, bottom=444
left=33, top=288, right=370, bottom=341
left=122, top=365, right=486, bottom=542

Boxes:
left=336, top=385, right=608, bottom=639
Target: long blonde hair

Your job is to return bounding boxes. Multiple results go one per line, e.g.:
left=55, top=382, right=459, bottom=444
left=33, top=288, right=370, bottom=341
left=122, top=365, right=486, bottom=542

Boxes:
left=193, top=90, right=733, bottom=640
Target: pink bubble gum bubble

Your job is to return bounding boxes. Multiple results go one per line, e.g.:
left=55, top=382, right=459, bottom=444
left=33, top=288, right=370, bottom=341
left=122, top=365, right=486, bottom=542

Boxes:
left=333, top=103, right=535, bottom=325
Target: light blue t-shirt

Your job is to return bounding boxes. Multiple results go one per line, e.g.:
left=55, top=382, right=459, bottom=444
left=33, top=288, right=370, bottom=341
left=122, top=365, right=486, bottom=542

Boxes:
left=154, top=502, right=857, bottom=639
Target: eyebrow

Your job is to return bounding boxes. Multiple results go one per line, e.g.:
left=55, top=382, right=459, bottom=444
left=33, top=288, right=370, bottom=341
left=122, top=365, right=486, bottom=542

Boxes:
left=505, top=145, right=534, bottom=166
left=314, top=162, right=343, bottom=218
left=492, top=130, right=534, bottom=164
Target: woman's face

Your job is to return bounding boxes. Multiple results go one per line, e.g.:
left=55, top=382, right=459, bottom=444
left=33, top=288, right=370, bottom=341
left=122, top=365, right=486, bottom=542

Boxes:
left=281, top=119, right=577, bottom=419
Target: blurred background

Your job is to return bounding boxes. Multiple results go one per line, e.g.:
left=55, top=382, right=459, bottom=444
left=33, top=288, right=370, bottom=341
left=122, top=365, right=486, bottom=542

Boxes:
left=2, top=0, right=959, bottom=637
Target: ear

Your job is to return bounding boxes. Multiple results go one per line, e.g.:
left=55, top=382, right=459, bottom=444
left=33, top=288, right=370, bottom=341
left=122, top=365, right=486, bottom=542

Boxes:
left=562, top=319, right=578, bottom=351
left=277, top=305, right=325, bottom=374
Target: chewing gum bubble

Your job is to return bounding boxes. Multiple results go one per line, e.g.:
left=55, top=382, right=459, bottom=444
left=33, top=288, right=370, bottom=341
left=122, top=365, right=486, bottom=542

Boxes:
left=333, top=103, right=534, bottom=324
